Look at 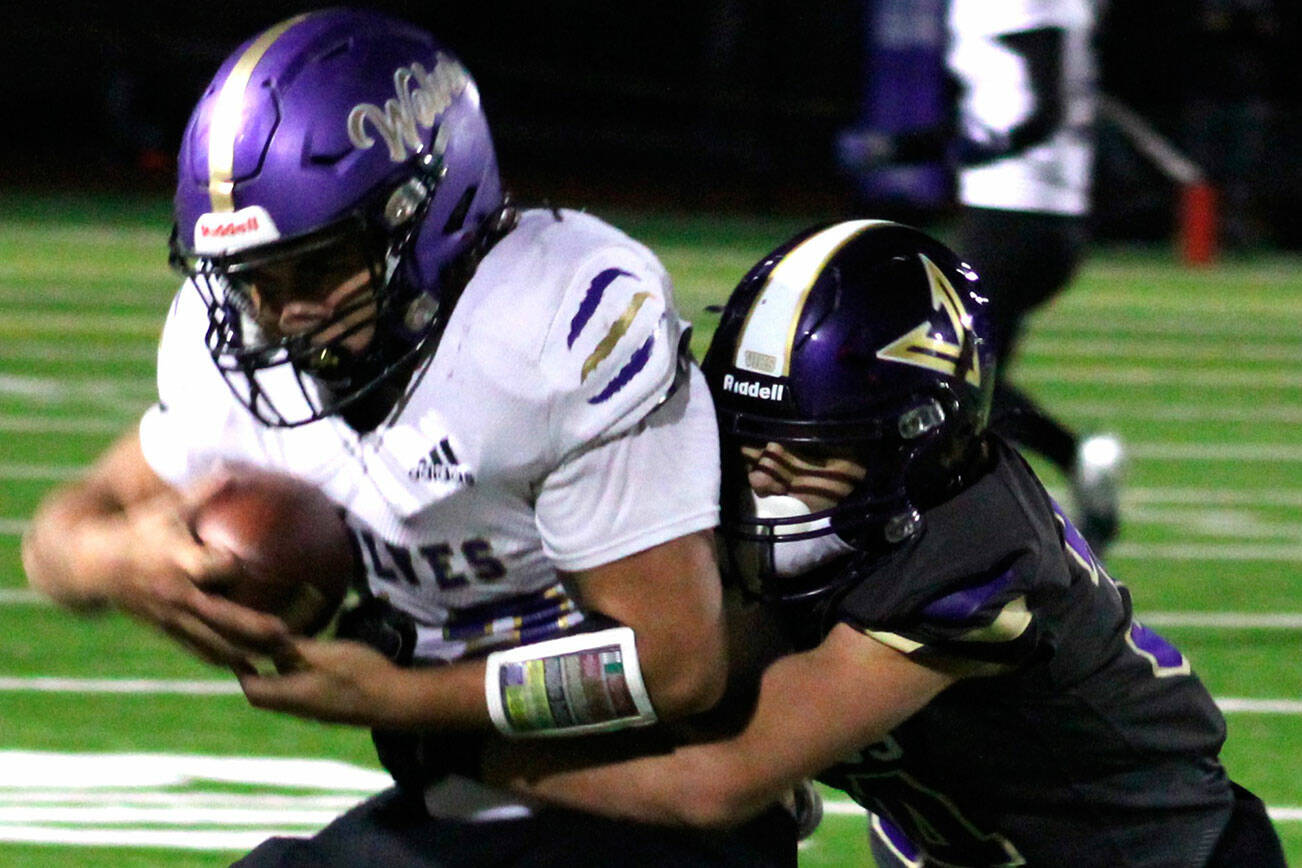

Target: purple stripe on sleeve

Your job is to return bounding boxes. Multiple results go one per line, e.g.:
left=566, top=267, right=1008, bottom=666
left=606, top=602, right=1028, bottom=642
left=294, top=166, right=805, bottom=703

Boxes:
left=876, top=815, right=922, bottom=862
left=1130, top=621, right=1187, bottom=671
left=588, top=334, right=655, bottom=405
left=567, top=268, right=635, bottom=348
left=920, top=569, right=1016, bottom=623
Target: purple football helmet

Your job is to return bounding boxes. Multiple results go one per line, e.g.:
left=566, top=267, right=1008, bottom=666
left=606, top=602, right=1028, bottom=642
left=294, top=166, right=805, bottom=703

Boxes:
left=170, top=8, right=502, bottom=427
left=701, top=220, right=995, bottom=600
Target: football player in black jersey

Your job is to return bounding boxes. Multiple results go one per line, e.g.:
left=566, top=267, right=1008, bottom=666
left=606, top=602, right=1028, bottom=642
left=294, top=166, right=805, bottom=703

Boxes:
left=488, top=221, right=1284, bottom=867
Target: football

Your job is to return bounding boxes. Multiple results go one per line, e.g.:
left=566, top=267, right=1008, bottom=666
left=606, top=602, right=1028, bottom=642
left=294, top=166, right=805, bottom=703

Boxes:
left=190, top=467, right=355, bottom=635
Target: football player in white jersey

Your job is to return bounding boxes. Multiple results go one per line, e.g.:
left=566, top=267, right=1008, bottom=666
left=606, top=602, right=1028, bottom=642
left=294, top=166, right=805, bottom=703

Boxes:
left=21, top=9, right=796, bottom=866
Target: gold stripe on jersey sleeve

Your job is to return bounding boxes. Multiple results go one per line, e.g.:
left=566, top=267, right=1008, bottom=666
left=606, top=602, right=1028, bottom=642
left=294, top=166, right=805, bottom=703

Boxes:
left=955, top=595, right=1032, bottom=644
left=581, top=291, right=651, bottom=382
left=860, top=629, right=924, bottom=654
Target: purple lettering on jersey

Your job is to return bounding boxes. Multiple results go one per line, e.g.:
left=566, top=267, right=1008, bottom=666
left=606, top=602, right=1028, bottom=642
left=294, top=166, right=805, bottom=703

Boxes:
left=567, top=268, right=636, bottom=348
left=588, top=334, right=654, bottom=405
left=920, top=568, right=1016, bottom=623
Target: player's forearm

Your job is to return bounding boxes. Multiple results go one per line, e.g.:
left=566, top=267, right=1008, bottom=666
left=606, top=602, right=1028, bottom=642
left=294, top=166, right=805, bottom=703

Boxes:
left=492, top=650, right=834, bottom=828
left=397, top=659, right=495, bottom=730
left=22, top=483, right=132, bottom=609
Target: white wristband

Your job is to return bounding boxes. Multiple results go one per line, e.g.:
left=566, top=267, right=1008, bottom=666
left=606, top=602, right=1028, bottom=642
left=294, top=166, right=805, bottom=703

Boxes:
left=484, top=626, right=658, bottom=738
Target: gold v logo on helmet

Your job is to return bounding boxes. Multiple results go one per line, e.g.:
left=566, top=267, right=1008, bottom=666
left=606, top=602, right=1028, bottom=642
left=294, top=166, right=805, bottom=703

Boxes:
left=875, top=255, right=982, bottom=386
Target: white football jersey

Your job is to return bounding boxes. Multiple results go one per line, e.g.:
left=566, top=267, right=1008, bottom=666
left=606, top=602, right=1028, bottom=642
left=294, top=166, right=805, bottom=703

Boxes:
left=139, top=208, right=721, bottom=663
left=948, top=0, right=1096, bottom=214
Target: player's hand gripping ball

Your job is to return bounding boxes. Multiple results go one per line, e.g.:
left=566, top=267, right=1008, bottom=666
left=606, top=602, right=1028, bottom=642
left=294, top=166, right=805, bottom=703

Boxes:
left=191, top=468, right=355, bottom=636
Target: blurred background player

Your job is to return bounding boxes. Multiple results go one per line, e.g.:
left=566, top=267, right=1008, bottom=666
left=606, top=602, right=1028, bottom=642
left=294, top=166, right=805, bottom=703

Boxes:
left=487, top=221, right=1286, bottom=867
left=21, top=9, right=796, bottom=866
left=838, top=0, right=1124, bottom=553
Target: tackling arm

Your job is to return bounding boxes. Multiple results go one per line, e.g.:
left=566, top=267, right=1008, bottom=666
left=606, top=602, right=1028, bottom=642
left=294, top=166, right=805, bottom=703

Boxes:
left=487, top=623, right=962, bottom=827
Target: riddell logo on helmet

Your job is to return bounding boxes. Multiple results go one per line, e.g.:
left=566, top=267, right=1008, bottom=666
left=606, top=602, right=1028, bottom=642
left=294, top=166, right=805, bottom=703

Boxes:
left=722, top=374, right=785, bottom=402
left=193, top=206, right=281, bottom=256
left=199, top=215, right=260, bottom=238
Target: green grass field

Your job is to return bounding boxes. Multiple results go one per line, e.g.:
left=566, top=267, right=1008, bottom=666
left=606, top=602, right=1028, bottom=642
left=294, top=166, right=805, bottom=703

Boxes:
left=1, top=193, right=1299, bottom=866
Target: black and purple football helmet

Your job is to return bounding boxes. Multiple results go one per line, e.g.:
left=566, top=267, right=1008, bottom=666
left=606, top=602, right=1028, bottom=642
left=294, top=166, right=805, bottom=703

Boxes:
left=702, top=220, right=995, bottom=600
left=170, top=9, right=502, bottom=427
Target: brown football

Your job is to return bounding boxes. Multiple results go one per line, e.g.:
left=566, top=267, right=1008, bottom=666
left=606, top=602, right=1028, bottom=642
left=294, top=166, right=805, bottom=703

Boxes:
left=191, top=468, right=355, bottom=635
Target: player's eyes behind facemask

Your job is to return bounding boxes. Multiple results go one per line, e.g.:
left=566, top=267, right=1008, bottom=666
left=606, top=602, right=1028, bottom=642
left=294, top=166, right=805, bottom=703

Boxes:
left=729, top=441, right=866, bottom=587
left=231, top=234, right=376, bottom=315
left=741, top=442, right=866, bottom=511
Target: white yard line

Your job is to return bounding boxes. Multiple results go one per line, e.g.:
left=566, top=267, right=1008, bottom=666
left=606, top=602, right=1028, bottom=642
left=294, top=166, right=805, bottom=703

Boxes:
left=0, top=678, right=243, bottom=696
left=0, top=290, right=170, bottom=311
left=0, top=225, right=163, bottom=246
left=2, top=312, right=163, bottom=334
left=1126, top=488, right=1302, bottom=508
left=1019, top=338, right=1302, bottom=363
left=1052, top=297, right=1302, bottom=316
left=0, top=826, right=306, bottom=851
left=1109, top=542, right=1302, bottom=561
left=0, top=464, right=83, bottom=482
left=1030, top=317, right=1302, bottom=340
left=0, top=414, right=130, bottom=434
left=1124, top=443, right=1302, bottom=461
left=0, top=375, right=154, bottom=406
left=0, top=792, right=359, bottom=809
left=1215, top=699, right=1302, bottom=714
left=0, top=341, right=157, bottom=362
left=816, top=801, right=1302, bottom=823
left=0, top=805, right=339, bottom=826
left=0, top=751, right=392, bottom=790
left=1121, top=507, right=1302, bottom=542
left=1055, top=403, right=1302, bottom=424
left=1142, top=612, right=1302, bottom=629
left=1017, top=367, right=1301, bottom=389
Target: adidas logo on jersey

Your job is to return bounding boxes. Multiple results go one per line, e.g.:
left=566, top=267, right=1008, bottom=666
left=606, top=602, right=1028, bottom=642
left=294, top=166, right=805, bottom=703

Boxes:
left=721, top=373, right=786, bottom=402
left=409, top=437, right=476, bottom=485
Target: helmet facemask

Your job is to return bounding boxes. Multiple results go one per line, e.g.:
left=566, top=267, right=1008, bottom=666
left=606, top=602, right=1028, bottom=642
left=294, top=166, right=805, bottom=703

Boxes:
left=719, top=392, right=969, bottom=603
left=171, top=157, right=454, bottom=428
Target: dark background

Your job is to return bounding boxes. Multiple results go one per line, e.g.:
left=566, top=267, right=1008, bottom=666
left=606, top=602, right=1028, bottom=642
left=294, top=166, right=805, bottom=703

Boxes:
left=4, top=1, right=1298, bottom=247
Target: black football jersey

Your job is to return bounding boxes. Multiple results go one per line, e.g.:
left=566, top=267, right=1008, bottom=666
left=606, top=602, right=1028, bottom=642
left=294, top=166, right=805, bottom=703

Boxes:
left=814, top=437, right=1233, bottom=867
